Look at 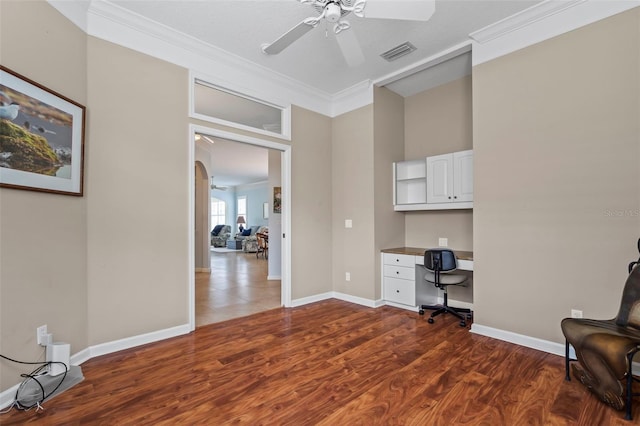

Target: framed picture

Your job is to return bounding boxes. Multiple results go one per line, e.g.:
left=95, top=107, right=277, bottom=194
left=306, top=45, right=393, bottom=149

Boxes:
left=0, top=66, right=86, bottom=196
left=263, top=202, right=269, bottom=219
left=273, top=186, right=281, bottom=214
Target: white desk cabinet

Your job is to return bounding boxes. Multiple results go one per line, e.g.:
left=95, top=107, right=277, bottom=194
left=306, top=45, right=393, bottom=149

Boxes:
left=393, top=150, right=473, bottom=211
left=381, top=249, right=474, bottom=310
left=382, top=253, right=415, bottom=307
left=426, top=150, right=473, bottom=204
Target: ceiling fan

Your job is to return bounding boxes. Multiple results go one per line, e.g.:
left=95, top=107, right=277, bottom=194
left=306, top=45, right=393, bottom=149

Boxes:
left=261, top=0, right=436, bottom=67
left=195, top=134, right=215, bottom=144
left=211, top=177, right=228, bottom=191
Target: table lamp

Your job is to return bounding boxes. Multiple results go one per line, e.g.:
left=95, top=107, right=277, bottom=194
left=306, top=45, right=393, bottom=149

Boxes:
left=237, top=216, right=246, bottom=232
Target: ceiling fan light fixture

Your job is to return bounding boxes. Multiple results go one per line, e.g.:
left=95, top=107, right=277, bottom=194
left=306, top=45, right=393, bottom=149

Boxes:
left=325, top=2, right=342, bottom=23
left=380, top=42, right=416, bottom=62
left=334, top=20, right=350, bottom=34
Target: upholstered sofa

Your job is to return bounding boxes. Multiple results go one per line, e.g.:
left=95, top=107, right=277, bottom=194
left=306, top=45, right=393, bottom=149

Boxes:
left=235, top=226, right=268, bottom=253
left=210, top=225, right=231, bottom=247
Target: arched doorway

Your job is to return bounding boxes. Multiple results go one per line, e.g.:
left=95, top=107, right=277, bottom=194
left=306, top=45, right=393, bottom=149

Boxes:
left=194, top=161, right=210, bottom=272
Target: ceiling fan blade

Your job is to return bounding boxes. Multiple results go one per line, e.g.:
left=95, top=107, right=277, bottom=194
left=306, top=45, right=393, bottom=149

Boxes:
left=262, top=20, right=314, bottom=55
left=359, top=0, right=435, bottom=21
left=335, top=29, right=365, bottom=67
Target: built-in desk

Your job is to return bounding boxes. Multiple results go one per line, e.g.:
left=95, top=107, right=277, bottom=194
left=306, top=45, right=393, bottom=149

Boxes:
left=380, top=247, right=474, bottom=310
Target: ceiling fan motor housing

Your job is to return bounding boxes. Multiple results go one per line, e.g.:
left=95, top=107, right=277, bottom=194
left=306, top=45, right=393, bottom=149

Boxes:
left=325, top=2, right=342, bottom=23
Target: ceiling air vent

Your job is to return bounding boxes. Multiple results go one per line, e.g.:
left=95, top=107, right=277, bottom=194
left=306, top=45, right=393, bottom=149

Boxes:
left=380, top=42, right=417, bottom=62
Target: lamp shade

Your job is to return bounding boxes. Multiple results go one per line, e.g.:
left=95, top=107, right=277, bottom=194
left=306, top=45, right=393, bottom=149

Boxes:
left=236, top=216, right=246, bottom=224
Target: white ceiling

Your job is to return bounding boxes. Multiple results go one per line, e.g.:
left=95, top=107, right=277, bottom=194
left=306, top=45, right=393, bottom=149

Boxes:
left=197, top=135, right=270, bottom=188
left=110, top=0, right=542, bottom=95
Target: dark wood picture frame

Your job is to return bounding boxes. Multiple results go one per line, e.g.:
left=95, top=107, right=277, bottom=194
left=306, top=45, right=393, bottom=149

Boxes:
left=0, top=65, right=86, bottom=196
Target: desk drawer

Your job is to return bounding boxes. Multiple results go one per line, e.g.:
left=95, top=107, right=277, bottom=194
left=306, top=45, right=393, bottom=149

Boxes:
left=382, top=253, right=415, bottom=268
left=384, top=277, right=416, bottom=306
left=383, top=265, right=414, bottom=280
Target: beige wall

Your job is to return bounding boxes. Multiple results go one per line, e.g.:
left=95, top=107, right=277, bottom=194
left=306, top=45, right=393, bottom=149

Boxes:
left=373, top=87, right=406, bottom=299
left=331, top=105, right=376, bottom=299
left=403, top=76, right=474, bottom=303
left=473, top=9, right=640, bottom=342
left=404, top=76, right=474, bottom=252
left=86, top=37, right=191, bottom=344
left=291, top=106, right=333, bottom=299
left=0, top=0, right=88, bottom=389
left=268, top=149, right=282, bottom=277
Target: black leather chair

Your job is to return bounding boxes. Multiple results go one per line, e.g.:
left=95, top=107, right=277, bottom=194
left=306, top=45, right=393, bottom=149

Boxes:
left=419, top=248, right=471, bottom=327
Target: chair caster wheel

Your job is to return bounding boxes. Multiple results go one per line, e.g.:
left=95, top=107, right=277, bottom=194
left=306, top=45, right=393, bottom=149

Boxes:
left=419, top=310, right=424, bottom=315
left=428, top=318, right=434, bottom=324
left=460, top=321, right=466, bottom=327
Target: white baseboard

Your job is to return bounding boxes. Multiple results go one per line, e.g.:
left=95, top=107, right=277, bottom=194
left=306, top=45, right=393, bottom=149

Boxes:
left=267, top=275, right=281, bottom=280
left=0, top=384, right=19, bottom=411
left=1, top=323, right=191, bottom=410
left=384, top=301, right=419, bottom=312
left=88, top=324, right=191, bottom=359
left=333, top=292, right=380, bottom=308
left=71, top=347, right=92, bottom=366
left=291, top=292, right=382, bottom=309
left=472, top=323, right=640, bottom=375
left=471, top=323, right=573, bottom=358
left=290, top=292, right=334, bottom=307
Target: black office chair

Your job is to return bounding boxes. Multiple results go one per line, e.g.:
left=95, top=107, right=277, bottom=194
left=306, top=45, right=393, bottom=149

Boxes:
left=419, top=248, right=471, bottom=327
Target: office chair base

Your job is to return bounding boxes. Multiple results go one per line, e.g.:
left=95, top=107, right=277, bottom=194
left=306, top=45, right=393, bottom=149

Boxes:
left=420, top=304, right=471, bottom=327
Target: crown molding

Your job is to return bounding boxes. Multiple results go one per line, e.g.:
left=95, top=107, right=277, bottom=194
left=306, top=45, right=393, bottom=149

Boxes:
left=471, top=0, right=640, bottom=66
left=48, top=0, right=638, bottom=118
left=330, top=80, right=374, bottom=117
left=49, top=0, right=334, bottom=117
left=469, top=0, right=586, bottom=44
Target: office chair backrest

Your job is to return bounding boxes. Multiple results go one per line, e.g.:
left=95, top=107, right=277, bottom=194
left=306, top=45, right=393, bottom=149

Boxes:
left=424, top=249, right=457, bottom=273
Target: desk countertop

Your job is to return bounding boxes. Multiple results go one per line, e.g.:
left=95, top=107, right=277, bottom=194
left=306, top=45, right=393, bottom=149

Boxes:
left=381, top=247, right=473, bottom=261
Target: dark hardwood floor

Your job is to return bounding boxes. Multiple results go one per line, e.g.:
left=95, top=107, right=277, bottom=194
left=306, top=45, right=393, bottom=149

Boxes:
left=2, top=300, right=637, bottom=425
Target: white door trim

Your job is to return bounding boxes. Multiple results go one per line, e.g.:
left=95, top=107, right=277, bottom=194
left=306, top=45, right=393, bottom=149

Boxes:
left=188, top=124, right=292, bottom=331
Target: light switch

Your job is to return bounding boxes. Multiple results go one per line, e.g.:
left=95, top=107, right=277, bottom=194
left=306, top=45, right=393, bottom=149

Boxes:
left=345, top=219, right=352, bottom=228
left=438, top=238, right=448, bottom=247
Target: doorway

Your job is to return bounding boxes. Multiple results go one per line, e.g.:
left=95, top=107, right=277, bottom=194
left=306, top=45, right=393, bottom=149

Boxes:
left=188, top=125, right=291, bottom=331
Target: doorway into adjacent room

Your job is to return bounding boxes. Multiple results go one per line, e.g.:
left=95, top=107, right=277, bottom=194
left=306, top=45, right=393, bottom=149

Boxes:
left=189, top=125, right=291, bottom=330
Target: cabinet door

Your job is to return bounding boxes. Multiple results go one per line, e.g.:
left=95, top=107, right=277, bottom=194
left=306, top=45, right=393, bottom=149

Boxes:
left=453, top=150, right=473, bottom=202
left=426, top=153, right=453, bottom=204
left=383, top=277, right=416, bottom=306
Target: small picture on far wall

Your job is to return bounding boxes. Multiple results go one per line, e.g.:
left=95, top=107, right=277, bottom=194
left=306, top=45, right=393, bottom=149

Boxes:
left=273, top=186, right=281, bottom=214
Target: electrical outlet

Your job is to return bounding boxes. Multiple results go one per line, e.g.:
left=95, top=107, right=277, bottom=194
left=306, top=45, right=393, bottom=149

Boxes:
left=345, top=272, right=351, bottom=281
left=571, top=309, right=583, bottom=319
left=438, top=238, right=448, bottom=247
left=345, top=219, right=352, bottom=229
left=37, top=325, right=48, bottom=346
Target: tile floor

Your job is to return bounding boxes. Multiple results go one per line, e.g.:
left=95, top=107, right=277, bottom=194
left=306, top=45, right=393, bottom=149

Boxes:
left=195, top=248, right=281, bottom=326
